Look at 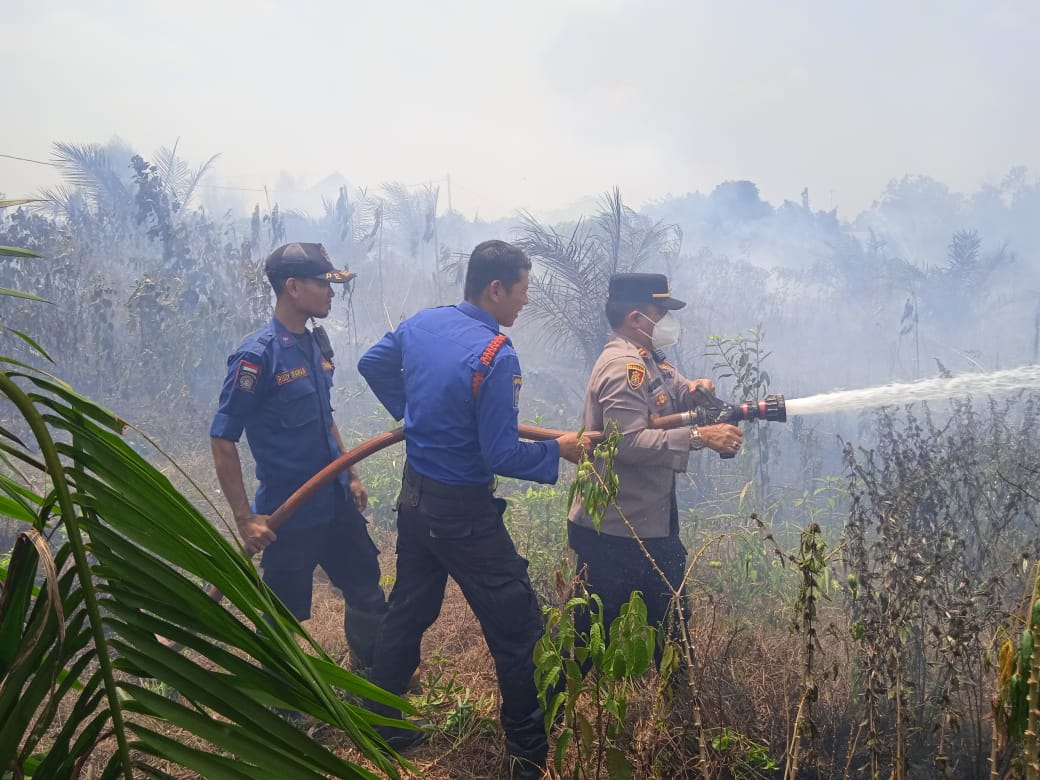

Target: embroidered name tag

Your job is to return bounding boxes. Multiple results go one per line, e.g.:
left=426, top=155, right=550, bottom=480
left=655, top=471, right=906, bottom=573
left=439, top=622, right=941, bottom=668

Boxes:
left=275, top=366, right=309, bottom=386
left=235, top=360, right=261, bottom=392
left=627, top=363, right=646, bottom=390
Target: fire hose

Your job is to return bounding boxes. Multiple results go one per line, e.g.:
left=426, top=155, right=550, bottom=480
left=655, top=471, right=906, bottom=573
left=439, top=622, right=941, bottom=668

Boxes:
left=195, top=391, right=786, bottom=606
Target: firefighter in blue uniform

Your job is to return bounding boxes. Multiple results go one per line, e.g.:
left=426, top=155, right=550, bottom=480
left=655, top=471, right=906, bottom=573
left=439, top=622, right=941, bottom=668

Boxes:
left=210, top=242, right=387, bottom=669
left=358, top=240, right=589, bottom=779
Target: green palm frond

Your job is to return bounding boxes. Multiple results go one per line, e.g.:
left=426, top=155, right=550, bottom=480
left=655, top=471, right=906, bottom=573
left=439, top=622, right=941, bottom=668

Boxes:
left=180, top=153, right=221, bottom=209
left=31, top=184, right=81, bottom=218
left=154, top=139, right=190, bottom=201
left=153, top=141, right=220, bottom=210
left=50, top=142, right=132, bottom=217
left=0, top=367, right=410, bottom=779
left=517, top=190, right=682, bottom=368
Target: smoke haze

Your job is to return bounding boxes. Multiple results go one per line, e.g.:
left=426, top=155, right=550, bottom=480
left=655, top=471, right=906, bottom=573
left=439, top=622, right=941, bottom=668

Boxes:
left=4, top=0, right=1039, bottom=220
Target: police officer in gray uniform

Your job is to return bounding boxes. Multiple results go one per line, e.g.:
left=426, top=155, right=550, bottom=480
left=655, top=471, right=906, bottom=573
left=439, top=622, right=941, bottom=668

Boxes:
left=568, top=273, right=742, bottom=654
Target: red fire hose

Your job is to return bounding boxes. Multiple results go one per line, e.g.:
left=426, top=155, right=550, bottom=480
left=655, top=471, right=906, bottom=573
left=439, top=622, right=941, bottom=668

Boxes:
left=264, top=423, right=579, bottom=533
left=199, top=424, right=588, bottom=606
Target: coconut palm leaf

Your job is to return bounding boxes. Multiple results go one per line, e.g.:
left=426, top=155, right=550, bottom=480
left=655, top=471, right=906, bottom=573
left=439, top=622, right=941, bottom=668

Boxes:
left=50, top=142, right=132, bottom=218
left=5, top=329, right=53, bottom=364
left=518, top=190, right=681, bottom=369
left=154, top=140, right=190, bottom=201
left=0, top=287, right=46, bottom=301
left=152, top=141, right=220, bottom=211
left=31, top=184, right=81, bottom=219
left=0, top=246, right=41, bottom=259
left=0, top=366, right=410, bottom=779
left=180, top=153, right=221, bottom=209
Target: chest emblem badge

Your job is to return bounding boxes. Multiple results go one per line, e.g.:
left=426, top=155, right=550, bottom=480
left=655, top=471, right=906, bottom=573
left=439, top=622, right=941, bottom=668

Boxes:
left=656, top=392, right=668, bottom=406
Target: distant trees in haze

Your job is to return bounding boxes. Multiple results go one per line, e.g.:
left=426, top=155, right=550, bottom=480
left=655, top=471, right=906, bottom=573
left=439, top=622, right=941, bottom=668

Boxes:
left=518, top=187, right=682, bottom=370
left=3, top=138, right=1040, bottom=438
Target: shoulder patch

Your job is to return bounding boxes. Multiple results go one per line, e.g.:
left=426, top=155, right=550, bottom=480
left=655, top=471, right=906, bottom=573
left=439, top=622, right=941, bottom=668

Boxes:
left=235, top=359, right=261, bottom=393
left=626, top=363, right=646, bottom=390
left=513, top=374, right=522, bottom=408
left=275, top=365, right=309, bottom=386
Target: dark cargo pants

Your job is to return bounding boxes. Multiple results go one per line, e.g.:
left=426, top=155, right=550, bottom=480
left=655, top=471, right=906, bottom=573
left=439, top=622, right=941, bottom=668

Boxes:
left=260, top=490, right=387, bottom=645
left=568, top=490, right=690, bottom=670
left=370, top=464, right=548, bottom=764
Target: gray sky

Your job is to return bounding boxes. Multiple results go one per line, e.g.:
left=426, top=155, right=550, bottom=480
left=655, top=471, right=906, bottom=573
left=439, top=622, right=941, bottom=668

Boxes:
left=4, top=0, right=1038, bottom=219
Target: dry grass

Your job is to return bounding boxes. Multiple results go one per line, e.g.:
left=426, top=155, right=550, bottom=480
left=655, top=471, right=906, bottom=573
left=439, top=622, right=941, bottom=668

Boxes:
left=309, top=559, right=508, bottom=779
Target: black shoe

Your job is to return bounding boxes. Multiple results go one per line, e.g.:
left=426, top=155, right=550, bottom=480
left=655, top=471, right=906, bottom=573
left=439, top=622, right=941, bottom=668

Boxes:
left=503, top=753, right=545, bottom=780
left=375, top=719, right=432, bottom=753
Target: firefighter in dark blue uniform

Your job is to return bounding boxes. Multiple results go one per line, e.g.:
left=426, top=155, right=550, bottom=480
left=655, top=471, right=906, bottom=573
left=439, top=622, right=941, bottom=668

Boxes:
left=358, top=240, right=589, bottom=779
left=211, top=242, right=387, bottom=669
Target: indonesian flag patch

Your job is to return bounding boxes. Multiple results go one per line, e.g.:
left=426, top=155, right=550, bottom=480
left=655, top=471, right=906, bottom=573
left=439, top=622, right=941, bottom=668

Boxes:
left=235, top=360, right=261, bottom=393
left=626, top=363, right=646, bottom=390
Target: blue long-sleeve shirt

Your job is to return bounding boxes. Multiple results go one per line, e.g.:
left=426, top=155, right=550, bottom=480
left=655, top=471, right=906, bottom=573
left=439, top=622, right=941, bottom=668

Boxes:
left=358, top=301, right=560, bottom=486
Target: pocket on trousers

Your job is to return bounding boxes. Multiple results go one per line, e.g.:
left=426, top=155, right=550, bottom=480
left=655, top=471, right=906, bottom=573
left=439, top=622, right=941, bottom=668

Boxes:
left=421, top=493, right=474, bottom=539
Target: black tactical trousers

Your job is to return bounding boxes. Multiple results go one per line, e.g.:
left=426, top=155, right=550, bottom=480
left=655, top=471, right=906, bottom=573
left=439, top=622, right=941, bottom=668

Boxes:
left=370, top=464, right=548, bottom=764
left=260, top=490, right=387, bottom=620
left=568, top=519, right=689, bottom=668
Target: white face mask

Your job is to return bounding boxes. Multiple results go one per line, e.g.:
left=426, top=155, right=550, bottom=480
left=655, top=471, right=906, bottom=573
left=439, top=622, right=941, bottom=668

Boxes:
left=635, top=310, right=681, bottom=350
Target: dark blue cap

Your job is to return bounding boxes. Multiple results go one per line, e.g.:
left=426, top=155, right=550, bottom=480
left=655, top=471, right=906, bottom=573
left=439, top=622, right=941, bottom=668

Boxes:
left=607, top=273, right=685, bottom=309
left=264, top=242, right=356, bottom=283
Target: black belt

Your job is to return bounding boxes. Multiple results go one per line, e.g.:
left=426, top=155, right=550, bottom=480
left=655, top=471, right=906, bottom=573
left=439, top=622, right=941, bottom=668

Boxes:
left=402, top=461, right=495, bottom=499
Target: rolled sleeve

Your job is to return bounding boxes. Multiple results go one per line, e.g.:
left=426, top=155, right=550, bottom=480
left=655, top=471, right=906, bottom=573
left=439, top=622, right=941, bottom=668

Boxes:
left=210, top=350, right=264, bottom=442
left=209, top=412, right=244, bottom=441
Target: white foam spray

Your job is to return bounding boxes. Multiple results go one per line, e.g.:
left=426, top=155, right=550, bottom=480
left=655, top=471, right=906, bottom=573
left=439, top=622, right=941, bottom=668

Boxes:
left=785, top=365, right=1040, bottom=417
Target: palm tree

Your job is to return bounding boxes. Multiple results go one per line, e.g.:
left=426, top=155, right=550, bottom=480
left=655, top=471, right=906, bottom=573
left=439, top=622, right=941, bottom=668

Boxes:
left=517, top=188, right=682, bottom=369
left=152, top=138, right=220, bottom=212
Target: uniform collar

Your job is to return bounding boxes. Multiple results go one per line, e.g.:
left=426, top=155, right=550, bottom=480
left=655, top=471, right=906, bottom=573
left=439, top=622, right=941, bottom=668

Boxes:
left=271, top=316, right=308, bottom=350
left=609, top=332, right=647, bottom=356
left=458, top=300, right=500, bottom=333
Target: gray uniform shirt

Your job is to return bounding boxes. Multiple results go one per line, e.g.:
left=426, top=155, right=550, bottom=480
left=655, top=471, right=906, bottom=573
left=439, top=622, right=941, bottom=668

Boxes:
left=569, top=334, right=697, bottom=539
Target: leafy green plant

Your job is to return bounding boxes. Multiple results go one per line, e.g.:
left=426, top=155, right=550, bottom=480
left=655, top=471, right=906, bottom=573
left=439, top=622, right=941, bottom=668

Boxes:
left=705, top=327, right=777, bottom=508
left=568, top=425, right=621, bottom=531
left=0, top=217, right=412, bottom=777
left=505, top=482, right=568, bottom=601
left=535, top=587, right=656, bottom=780
left=706, top=727, right=780, bottom=778
left=0, top=365, right=420, bottom=779
left=409, top=662, right=497, bottom=742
